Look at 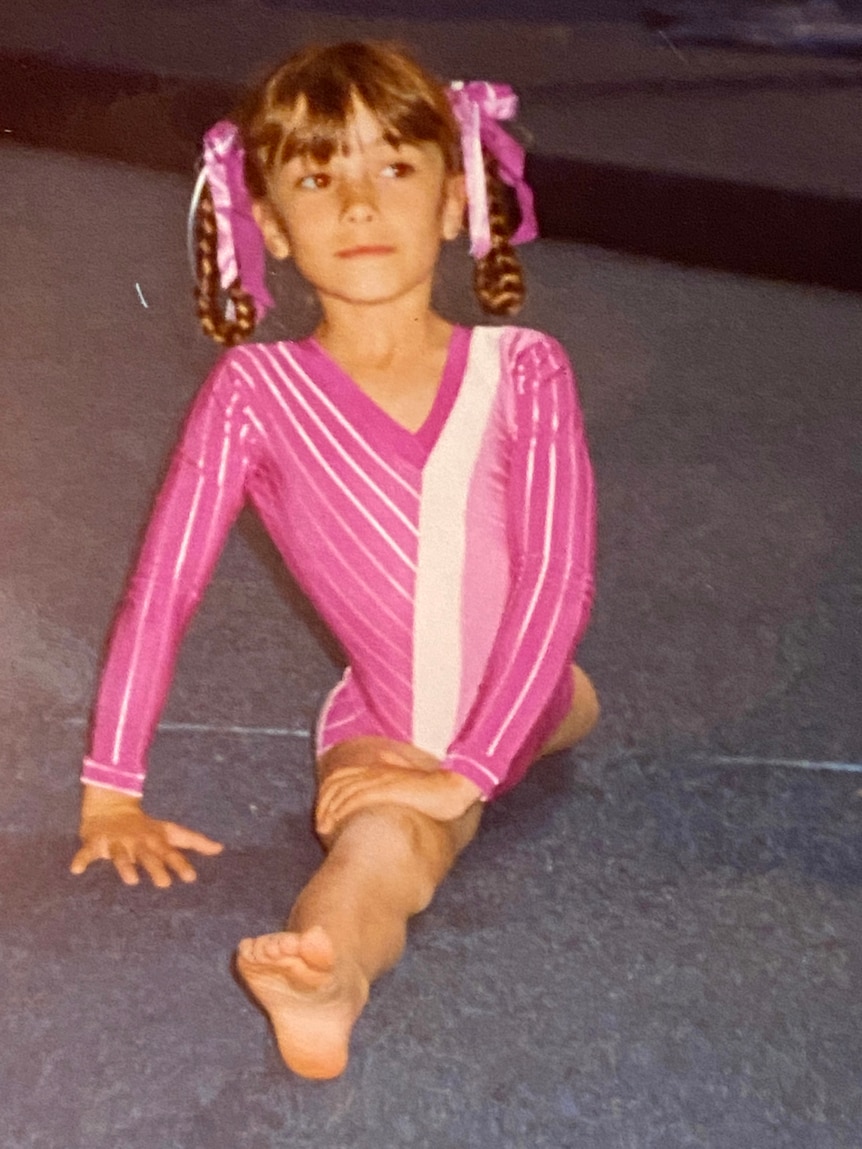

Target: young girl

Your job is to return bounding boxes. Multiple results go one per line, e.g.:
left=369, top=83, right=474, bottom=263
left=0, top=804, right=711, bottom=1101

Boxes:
left=70, top=41, right=599, bottom=1080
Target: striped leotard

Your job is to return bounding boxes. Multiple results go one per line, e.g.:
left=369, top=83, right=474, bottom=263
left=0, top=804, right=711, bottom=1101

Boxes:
left=82, top=325, right=595, bottom=801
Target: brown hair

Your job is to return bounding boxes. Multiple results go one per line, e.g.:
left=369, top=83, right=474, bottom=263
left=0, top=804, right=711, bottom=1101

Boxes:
left=193, top=41, right=526, bottom=344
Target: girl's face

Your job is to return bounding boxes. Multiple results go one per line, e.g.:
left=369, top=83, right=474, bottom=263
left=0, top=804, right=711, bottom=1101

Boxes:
left=252, top=101, right=465, bottom=313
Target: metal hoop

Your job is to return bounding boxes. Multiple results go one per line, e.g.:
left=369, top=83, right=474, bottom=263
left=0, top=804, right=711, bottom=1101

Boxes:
left=186, top=165, right=208, bottom=282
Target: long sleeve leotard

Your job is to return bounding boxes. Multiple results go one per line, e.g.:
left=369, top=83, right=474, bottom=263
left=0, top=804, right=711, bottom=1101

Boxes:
left=82, top=325, right=596, bottom=801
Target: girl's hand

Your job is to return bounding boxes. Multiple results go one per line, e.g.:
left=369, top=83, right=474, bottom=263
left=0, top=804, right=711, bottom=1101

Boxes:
left=70, top=785, right=224, bottom=888
left=316, top=756, right=482, bottom=838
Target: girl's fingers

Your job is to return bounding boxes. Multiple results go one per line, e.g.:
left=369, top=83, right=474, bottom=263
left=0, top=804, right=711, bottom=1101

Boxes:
left=69, top=843, right=99, bottom=875
left=319, top=769, right=474, bottom=833
left=125, top=839, right=196, bottom=886
left=162, top=823, right=224, bottom=854
left=71, top=836, right=122, bottom=875
left=324, top=782, right=409, bottom=830
left=162, top=847, right=198, bottom=883
left=377, top=750, right=414, bottom=769
left=318, top=770, right=422, bottom=832
left=317, top=757, right=413, bottom=805
left=138, top=844, right=197, bottom=886
left=319, top=793, right=363, bottom=830
left=139, top=850, right=174, bottom=889
left=109, top=846, right=141, bottom=886
left=317, top=776, right=370, bottom=827
left=319, top=763, right=402, bottom=802
left=317, top=766, right=366, bottom=801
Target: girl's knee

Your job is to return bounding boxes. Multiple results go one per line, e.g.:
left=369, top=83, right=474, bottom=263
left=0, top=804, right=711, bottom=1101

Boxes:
left=539, top=665, right=600, bottom=758
left=332, top=803, right=459, bottom=906
left=574, top=665, right=600, bottom=731
left=347, top=802, right=454, bottom=861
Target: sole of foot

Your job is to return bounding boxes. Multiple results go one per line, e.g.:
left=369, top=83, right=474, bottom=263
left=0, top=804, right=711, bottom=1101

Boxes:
left=236, top=925, right=368, bottom=1080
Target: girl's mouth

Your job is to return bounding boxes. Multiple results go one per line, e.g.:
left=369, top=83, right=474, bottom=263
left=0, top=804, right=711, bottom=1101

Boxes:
left=336, top=245, right=395, bottom=258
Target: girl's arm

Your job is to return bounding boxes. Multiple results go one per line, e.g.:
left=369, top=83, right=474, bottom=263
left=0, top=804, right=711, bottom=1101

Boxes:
left=82, top=354, right=255, bottom=797
left=442, top=330, right=596, bottom=798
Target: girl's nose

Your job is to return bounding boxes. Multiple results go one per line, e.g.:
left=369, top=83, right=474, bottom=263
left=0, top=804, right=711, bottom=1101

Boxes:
left=340, top=176, right=378, bottom=220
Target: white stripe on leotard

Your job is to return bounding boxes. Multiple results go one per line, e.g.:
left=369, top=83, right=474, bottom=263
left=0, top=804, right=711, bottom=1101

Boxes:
left=411, top=326, right=503, bottom=755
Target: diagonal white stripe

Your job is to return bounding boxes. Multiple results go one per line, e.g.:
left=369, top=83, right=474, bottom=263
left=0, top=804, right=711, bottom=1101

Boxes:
left=234, top=361, right=415, bottom=603
left=265, top=344, right=420, bottom=517
left=244, top=354, right=418, bottom=573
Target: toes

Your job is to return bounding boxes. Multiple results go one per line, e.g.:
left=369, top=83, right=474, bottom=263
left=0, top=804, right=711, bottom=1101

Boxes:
left=299, top=925, right=336, bottom=972
left=238, top=931, right=302, bottom=965
left=262, top=934, right=293, bottom=961
left=238, top=929, right=333, bottom=968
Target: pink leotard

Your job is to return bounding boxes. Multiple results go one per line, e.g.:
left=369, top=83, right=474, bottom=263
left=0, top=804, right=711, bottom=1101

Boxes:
left=82, top=325, right=595, bottom=801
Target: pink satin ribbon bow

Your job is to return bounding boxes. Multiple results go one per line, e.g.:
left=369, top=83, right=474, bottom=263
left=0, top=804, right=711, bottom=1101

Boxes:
left=202, top=120, right=274, bottom=319
left=447, top=81, right=539, bottom=260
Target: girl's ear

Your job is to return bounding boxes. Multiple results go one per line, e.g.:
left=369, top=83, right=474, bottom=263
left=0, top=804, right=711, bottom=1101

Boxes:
left=441, top=174, right=467, bottom=242
left=252, top=200, right=291, bottom=260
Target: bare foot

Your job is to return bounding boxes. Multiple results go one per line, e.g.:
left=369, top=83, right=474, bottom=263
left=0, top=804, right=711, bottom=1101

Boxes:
left=236, top=925, right=369, bottom=1079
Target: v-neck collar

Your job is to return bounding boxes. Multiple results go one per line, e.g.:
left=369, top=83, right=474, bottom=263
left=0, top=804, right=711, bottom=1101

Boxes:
left=294, top=326, right=471, bottom=467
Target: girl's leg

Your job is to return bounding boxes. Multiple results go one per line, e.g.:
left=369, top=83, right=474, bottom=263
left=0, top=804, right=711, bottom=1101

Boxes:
left=539, top=664, right=600, bottom=757
left=236, top=737, right=482, bottom=1080
left=237, top=667, right=596, bottom=1080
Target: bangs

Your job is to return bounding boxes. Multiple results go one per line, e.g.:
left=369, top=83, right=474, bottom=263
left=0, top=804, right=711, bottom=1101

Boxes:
left=241, top=42, right=461, bottom=192
left=275, top=101, right=445, bottom=168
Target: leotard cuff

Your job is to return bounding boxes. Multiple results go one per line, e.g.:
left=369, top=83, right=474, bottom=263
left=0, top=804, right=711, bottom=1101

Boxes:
left=81, top=757, right=145, bottom=798
left=441, top=752, right=501, bottom=802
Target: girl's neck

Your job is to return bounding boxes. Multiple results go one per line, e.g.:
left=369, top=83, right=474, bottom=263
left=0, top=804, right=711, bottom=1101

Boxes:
left=314, top=300, right=450, bottom=371
left=312, top=300, right=455, bottom=433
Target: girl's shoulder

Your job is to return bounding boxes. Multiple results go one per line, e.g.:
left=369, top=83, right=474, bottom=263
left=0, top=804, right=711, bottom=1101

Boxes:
left=472, top=323, right=570, bottom=357
left=215, top=336, right=306, bottom=364
left=187, top=339, right=303, bottom=418
left=463, top=326, right=579, bottom=434
left=469, top=325, right=574, bottom=382
left=204, top=336, right=318, bottom=386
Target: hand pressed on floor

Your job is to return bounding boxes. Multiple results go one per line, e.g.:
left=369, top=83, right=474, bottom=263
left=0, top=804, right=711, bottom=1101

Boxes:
left=70, top=784, right=223, bottom=888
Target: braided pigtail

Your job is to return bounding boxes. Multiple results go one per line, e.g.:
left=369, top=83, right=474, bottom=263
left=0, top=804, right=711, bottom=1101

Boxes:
left=194, top=181, right=258, bottom=346
left=472, top=150, right=526, bottom=317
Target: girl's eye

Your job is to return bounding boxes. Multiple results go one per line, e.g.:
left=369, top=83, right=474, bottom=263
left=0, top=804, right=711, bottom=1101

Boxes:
left=381, top=161, right=414, bottom=179
left=298, top=172, right=331, bottom=190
